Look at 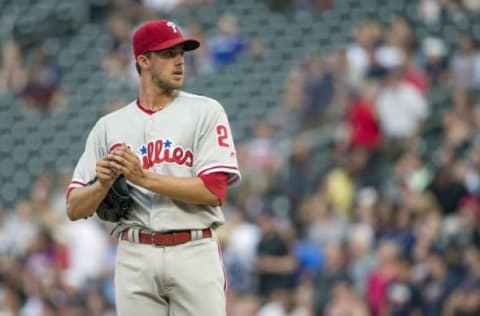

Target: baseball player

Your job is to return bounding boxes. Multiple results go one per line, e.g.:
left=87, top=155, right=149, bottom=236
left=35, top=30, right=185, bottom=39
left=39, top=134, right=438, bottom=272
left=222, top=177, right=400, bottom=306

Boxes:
left=66, top=20, right=240, bottom=316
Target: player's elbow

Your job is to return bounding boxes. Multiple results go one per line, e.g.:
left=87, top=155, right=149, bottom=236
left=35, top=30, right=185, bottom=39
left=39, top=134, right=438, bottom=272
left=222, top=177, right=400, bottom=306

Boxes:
left=207, top=196, right=221, bottom=207
left=66, top=200, right=80, bottom=221
left=66, top=193, right=86, bottom=221
left=206, top=191, right=223, bottom=207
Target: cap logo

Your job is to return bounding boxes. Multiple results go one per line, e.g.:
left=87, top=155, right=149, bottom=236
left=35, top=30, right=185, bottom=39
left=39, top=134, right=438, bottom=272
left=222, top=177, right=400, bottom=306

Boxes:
left=166, top=21, right=178, bottom=33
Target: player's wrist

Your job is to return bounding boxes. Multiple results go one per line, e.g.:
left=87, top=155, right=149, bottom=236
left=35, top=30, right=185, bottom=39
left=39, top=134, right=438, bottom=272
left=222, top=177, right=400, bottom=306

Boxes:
left=134, top=170, right=148, bottom=188
left=97, top=178, right=116, bottom=191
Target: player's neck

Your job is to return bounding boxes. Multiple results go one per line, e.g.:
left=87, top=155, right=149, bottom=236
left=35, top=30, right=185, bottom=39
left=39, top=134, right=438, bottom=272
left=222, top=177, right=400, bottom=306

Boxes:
left=139, top=86, right=179, bottom=111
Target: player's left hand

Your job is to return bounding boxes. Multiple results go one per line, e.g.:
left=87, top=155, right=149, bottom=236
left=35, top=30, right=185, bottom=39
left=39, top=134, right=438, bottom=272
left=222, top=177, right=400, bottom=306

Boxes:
left=108, top=145, right=145, bottom=185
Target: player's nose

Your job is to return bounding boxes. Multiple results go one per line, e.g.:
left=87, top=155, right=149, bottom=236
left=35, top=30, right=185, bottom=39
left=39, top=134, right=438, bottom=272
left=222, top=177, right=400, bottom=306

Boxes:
left=174, top=55, right=184, bottom=66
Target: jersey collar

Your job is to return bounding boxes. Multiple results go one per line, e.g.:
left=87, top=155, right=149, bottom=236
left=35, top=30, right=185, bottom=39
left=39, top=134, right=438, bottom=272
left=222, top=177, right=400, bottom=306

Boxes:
left=136, top=98, right=156, bottom=115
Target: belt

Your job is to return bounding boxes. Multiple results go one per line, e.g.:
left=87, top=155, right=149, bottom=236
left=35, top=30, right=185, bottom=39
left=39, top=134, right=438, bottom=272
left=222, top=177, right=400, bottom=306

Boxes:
left=121, top=228, right=212, bottom=246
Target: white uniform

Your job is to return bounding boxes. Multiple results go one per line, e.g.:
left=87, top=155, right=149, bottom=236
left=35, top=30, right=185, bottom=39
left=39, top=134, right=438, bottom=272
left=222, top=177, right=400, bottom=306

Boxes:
left=68, top=91, right=240, bottom=316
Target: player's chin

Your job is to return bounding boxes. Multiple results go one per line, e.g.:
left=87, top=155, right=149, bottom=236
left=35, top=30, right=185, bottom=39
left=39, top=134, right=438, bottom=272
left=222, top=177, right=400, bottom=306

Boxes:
left=169, top=78, right=184, bottom=88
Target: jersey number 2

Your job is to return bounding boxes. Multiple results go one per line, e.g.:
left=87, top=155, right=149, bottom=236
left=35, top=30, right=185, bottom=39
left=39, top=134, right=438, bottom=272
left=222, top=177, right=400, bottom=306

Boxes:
left=216, top=125, right=229, bottom=147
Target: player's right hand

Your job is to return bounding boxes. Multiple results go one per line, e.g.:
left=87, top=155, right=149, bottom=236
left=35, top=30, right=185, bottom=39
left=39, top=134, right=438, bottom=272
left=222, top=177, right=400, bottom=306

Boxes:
left=96, top=156, right=119, bottom=188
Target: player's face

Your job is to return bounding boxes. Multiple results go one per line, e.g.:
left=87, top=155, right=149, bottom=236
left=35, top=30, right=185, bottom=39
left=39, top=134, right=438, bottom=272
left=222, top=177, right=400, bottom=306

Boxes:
left=149, top=45, right=185, bottom=91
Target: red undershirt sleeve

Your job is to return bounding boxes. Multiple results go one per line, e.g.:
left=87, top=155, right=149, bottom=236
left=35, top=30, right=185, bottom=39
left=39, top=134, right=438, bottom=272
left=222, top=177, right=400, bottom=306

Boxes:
left=198, top=172, right=229, bottom=205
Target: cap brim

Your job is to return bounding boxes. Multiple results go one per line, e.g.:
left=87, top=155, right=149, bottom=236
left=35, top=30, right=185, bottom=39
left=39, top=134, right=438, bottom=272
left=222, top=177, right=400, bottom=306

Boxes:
left=147, top=38, right=200, bottom=53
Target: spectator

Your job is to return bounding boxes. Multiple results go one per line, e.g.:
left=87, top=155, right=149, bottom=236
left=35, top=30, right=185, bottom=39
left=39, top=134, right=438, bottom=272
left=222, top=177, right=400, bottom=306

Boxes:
left=0, top=40, right=28, bottom=94
left=0, top=282, right=25, bottom=316
left=442, top=89, right=474, bottom=153
left=227, top=294, right=259, bottom=316
left=268, top=66, right=305, bottom=136
left=367, top=239, right=401, bottom=316
left=389, top=16, right=415, bottom=53
left=426, top=165, right=467, bottom=216
left=323, top=159, right=355, bottom=219
left=326, top=145, right=377, bottom=218
left=103, top=14, right=134, bottom=81
left=376, top=204, right=417, bottom=257
left=375, top=65, right=428, bottom=160
left=21, top=45, right=63, bottom=111
left=385, top=257, right=422, bottom=316
left=444, top=245, right=480, bottom=316
left=256, top=210, right=297, bottom=298
left=377, top=65, right=428, bottom=139
left=355, top=187, right=380, bottom=228
left=184, top=21, right=214, bottom=78
left=421, top=37, right=449, bottom=86
left=411, top=210, right=442, bottom=266
left=327, top=49, right=351, bottom=119
left=257, top=288, right=310, bottom=316
left=420, top=250, right=461, bottom=316
left=24, top=228, right=68, bottom=279
left=222, top=209, right=261, bottom=295
left=292, top=284, right=315, bottom=316
left=61, top=219, right=111, bottom=289
left=463, top=140, right=480, bottom=197
left=207, top=14, right=248, bottom=70
left=312, top=240, right=349, bottom=315
left=301, top=194, right=348, bottom=248
left=346, top=223, right=377, bottom=296
left=374, top=18, right=412, bottom=76
left=85, top=286, right=116, bottom=316
left=301, top=54, right=335, bottom=127
left=29, top=171, right=54, bottom=211
left=243, top=120, right=281, bottom=171
left=239, top=120, right=283, bottom=196
left=345, top=21, right=380, bottom=87
left=456, top=196, right=480, bottom=246
left=404, top=56, right=429, bottom=96
left=2, top=200, right=38, bottom=257
left=324, top=277, right=370, bottom=316
left=418, top=0, right=441, bottom=25
left=293, top=232, right=325, bottom=283
left=450, top=34, right=480, bottom=90
left=345, top=80, right=382, bottom=151
left=21, top=268, right=52, bottom=315
left=282, top=138, right=316, bottom=212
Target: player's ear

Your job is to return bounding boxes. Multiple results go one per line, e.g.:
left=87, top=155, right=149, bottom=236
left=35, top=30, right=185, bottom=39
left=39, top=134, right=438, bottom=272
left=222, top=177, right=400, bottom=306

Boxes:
left=137, top=54, right=150, bottom=72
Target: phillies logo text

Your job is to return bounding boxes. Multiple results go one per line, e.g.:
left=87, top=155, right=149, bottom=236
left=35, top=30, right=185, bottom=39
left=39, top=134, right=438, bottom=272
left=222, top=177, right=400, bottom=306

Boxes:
left=138, top=138, right=193, bottom=169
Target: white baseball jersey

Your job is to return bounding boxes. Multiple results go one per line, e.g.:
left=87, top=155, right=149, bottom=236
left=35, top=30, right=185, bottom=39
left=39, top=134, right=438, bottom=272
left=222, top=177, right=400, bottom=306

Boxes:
left=68, top=91, right=241, bottom=233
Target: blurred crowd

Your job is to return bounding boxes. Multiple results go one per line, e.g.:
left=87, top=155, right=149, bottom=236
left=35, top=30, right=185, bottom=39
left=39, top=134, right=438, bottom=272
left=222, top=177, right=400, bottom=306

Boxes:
left=2, top=0, right=480, bottom=315
left=0, top=40, right=65, bottom=113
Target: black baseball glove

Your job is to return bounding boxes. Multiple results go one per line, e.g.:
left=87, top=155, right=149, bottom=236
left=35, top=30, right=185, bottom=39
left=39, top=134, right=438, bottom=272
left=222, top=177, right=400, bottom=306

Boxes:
left=94, top=175, right=133, bottom=222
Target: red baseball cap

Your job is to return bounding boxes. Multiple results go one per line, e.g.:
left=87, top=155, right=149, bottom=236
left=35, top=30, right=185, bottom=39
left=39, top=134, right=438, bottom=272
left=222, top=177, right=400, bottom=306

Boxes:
left=133, top=20, right=200, bottom=59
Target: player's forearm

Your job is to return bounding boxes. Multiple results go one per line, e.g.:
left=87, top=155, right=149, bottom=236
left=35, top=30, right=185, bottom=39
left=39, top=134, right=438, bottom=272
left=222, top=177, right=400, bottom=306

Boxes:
left=138, top=171, right=220, bottom=206
left=66, top=181, right=111, bottom=220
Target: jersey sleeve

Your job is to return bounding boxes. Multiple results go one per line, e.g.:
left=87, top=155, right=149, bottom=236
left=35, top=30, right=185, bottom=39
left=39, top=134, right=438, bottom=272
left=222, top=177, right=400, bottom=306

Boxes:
left=67, top=119, right=108, bottom=194
left=193, top=107, right=241, bottom=186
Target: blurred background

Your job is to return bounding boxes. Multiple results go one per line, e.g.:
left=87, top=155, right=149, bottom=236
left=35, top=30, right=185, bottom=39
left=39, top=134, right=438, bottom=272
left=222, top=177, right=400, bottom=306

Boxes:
left=1, top=0, right=480, bottom=315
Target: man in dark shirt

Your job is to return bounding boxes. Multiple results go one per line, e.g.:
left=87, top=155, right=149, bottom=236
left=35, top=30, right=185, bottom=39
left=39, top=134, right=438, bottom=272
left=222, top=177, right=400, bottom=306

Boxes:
left=386, top=258, right=422, bottom=316
left=427, top=166, right=467, bottom=215
left=256, top=211, right=297, bottom=298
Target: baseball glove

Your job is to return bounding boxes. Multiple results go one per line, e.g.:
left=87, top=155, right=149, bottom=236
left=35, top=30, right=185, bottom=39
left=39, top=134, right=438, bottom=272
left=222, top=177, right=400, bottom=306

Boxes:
left=95, top=175, right=133, bottom=222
